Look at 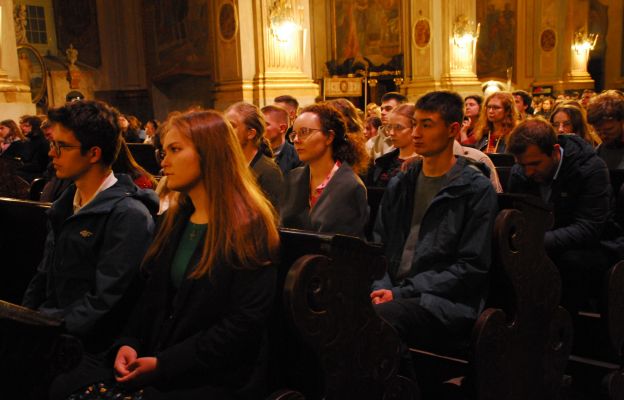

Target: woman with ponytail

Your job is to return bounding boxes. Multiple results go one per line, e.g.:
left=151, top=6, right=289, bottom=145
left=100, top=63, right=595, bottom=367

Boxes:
left=226, top=102, right=284, bottom=209
left=280, top=102, right=369, bottom=237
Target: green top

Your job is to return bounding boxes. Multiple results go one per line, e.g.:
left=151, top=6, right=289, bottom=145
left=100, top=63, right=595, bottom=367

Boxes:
left=171, top=221, right=207, bottom=289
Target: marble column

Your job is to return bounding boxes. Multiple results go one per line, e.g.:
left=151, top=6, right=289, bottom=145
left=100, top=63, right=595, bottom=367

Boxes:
left=0, top=0, right=35, bottom=120
left=212, top=0, right=318, bottom=110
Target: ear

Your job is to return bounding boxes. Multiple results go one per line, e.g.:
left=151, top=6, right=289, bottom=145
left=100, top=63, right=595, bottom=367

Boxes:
left=325, top=130, right=336, bottom=145
left=448, top=121, right=461, bottom=139
left=279, top=123, right=288, bottom=134
left=552, top=143, right=561, bottom=158
left=247, top=128, right=257, bottom=141
left=88, top=146, right=103, bottom=164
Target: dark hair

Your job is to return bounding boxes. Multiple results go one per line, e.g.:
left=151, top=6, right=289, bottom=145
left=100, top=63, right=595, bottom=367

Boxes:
left=47, top=100, right=122, bottom=167
left=226, top=102, right=273, bottom=157
left=587, top=91, right=624, bottom=124
left=144, top=119, right=159, bottom=130
left=549, top=103, right=600, bottom=145
left=274, top=95, right=299, bottom=109
left=19, top=115, right=43, bottom=138
left=465, top=94, right=483, bottom=107
left=261, top=104, right=289, bottom=124
left=415, top=90, right=464, bottom=125
left=366, top=116, right=382, bottom=129
left=381, top=91, right=408, bottom=104
left=65, top=90, right=84, bottom=102
left=300, top=103, right=369, bottom=173
left=508, top=118, right=558, bottom=156
left=512, top=90, right=532, bottom=108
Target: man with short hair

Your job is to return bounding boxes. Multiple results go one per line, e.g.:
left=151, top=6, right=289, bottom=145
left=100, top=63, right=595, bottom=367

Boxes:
left=274, top=94, right=299, bottom=128
left=587, top=91, right=624, bottom=170
left=367, top=92, right=408, bottom=160
left=261, top=104, right=301, bottom=176
left=507, top=118, right=623, bottom=313
left=22, top=100, right=159, bottom=351
left=513, top=90, right=534, bottom=119
left=371, top=91, right=497, bottom=349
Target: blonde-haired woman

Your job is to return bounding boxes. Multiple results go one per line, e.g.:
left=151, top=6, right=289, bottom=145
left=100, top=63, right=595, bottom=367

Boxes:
left=53, top=110, right=280, bottom=400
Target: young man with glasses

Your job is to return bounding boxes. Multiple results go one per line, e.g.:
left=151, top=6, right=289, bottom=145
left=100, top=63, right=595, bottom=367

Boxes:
left=371, top=91, right=497, bottom=369
left=21, top=100, right=159, bottom=352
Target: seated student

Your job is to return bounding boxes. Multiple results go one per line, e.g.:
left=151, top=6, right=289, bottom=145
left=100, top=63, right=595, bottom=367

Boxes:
left=587, top=90, right=624, bottom=169
left=19, top=115, right=50, bottom=180
left=507, top=118, right=623, bottom=313
left=367, top=92, right=408, bottom=160
left=366, top=104, right=418, bottom=187
left=371, top=91, right=498, bottom=350
left=473, top=92, right=519, bottom=153
left=226, top=102, right=284, bottom=209
left=21, top=100, right=158, bottom=352
left=52, top=110, right=279, bottom=400
left=459, top=94, right=483, bottom=146
left=550, top=102, right=602, bottom=147
left=0, top=119, right=28, bottom=163
left=261, top=104, right=301, bottom=176
left=112, top=139, right=158, bottom=189
left=281, top=102, right=369, bottom=237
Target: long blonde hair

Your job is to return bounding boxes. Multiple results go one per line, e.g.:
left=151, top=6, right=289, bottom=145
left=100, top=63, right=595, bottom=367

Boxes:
left=143, top=110, right=280, bottom=278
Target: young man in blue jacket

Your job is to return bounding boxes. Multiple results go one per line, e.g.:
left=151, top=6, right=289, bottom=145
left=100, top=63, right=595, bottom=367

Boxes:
left=371, top=91, right=498, bottom=349
left=22, top=100, right=159, bottom=352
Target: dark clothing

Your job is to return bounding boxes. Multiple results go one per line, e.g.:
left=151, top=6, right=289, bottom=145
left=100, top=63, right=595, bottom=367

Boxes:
left=20, top=133, right=50, bottom=180
left=22, top=174, right=158, bottom=350
left=508, top=134, right=624, bottom=312
left=0, top=140, right=28, bottom=162
left=40, top=162, right=72, bottom=202
left=372, top=156, right=498, bottom=336
left=596, top=143, right=624, bottom=170
left=53, top=204, right=277, bottom=400
left=274, top=141, right=301, bottom=176
left=280, top=163, right=369, bottom=237
left=476, top=133, right=508, bottom=154
left=365, top=148, right=405, bottom=187
left=123, top=129, right=143, bottom=143
left=250, top=150, right=284, bottom=210
left=508, top=134, right=623, bottom=257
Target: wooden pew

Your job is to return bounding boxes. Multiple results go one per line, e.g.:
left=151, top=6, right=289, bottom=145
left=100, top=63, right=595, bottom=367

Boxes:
left=365, top=186, right=385, bottom=241
left=269, top=229, right=420, bottom=399
left=409, top=194, right=573, bottom=399
left=0, top=197, right=51, bottom=304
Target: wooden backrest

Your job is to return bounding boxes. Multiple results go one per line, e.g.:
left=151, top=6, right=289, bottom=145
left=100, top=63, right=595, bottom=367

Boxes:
left=271, top=228, right=420, bottom=400
left=127, top=143, right=161, bottom=175
left=0, top=197, right=51, bottom=303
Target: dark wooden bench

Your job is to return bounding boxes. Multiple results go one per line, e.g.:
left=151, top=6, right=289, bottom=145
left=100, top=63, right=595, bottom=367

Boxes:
left=408, top=194, right=573, bottom=399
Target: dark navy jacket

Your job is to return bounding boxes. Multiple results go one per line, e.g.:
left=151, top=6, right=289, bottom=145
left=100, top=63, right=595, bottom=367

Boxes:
left=274, top=141, right=301, bottom=176
left=372, top=156, right=498, bottom=335
left=509, top=134, right=624, bottom=257
left=22, top=173, right=158, bottom=349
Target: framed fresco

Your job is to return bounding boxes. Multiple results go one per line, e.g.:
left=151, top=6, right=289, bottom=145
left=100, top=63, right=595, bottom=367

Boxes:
left=53, top=0, right=101, bottom=67
left=476, top=0, right=517, bottom=79
left=413, top=17, right=431, bottom=49
left=330, top=0, right=402, bottom=70
left=17, top=44, right=47, bottom=104
left=539, top=29, right=557, bottom=52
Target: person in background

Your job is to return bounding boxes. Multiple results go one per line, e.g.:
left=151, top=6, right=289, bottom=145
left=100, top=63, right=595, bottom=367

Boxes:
left=281, top=102, right=369, bottom=237
left=274, top=94, right=300, bottom=137
left=512, top=90, right=534, bottom=120
left=473, top=92, right=519, bottom=153
left=549, top=103, right=601, bottom=147
left=143, top=119, right=159, bottom=144
left=580, top=89, right=596, bottom=109
left=112, top=140, right=158, bottom=189
left=19, top=115, right=50, bottom=180
left=0, top=119, right=28, bottom=163
left=587, top=90, right=624, bottom=170
left=365, top=116, right=382, bottom=141
left=367, top=92, right=408, bottom=160
left=366, top=102, right=381, bottom=119
left=261, top=104, right=301, bottom=176
left=119, top=115, right=142, bottom=143
left=459, top=94, right=483, bottom=146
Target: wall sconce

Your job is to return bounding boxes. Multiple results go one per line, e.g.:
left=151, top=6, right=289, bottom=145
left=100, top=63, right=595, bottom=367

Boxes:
left=452, top=15, right=480, bottom=49
left=572, top=30, right=598, bottom=55
left=268, top=0, right=302, bottom=42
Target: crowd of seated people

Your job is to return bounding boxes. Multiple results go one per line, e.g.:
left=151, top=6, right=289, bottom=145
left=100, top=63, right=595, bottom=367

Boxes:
left=0, top=85, right=622, bottom=399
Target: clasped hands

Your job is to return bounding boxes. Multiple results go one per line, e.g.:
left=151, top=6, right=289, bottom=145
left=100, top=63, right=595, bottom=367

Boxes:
left=114, top=345, right=158, bottom=385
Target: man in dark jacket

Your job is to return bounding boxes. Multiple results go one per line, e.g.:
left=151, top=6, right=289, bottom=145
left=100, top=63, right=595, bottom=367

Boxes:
left=587, top=90, right=624, bottom=170
left=371, top=91, right=498, bottom=348
left=507, top=119, right=623, bottom=313
left=261, top=104, right=301, bottom=176
left=21, top=100, right=158, bottom=351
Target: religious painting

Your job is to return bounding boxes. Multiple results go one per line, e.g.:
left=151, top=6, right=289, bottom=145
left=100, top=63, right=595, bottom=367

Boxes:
left=476, top=0, right=516, bottom=79
left=540, top=29, right=556, bottom=52
left=218, top=2, right=237, bottom=42
left=331, top=0, right=402, bottom=70
left=16, top=44, right=47, bottom=104
left=413, top=18, right=431, bottom=49
left=143, top=0, right=213, bottom=81
left=53, top=0, right=101, bottom=67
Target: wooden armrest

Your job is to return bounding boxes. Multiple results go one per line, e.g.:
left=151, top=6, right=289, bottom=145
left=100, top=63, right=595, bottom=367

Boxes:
left=0, top=300, right=63, bottom=327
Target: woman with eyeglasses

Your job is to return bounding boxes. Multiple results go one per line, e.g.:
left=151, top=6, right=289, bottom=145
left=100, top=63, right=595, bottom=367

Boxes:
left=52, top=110, right=279, bottom=400
left=549, top=102, right=601, bottom=147
left=0, top=119, right=28, bottom=163
left=366, top=104, right=418, bottom=187
left=280, top=102, right=369, bottom=237
left=225, top=102, right=284, bottom=210
left=473, top=92, right=519, bottom=153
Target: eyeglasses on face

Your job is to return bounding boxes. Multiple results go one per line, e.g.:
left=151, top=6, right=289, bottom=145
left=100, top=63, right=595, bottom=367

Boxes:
left=288, top=127, right=323, bottom=142
left=49, top=140, right=82, bottom=157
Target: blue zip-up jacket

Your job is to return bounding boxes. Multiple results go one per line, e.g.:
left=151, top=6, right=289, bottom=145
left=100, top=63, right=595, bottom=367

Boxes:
left=372, top=156, right=498, bottom=335
left=22, top=173, right=158, bottom=348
